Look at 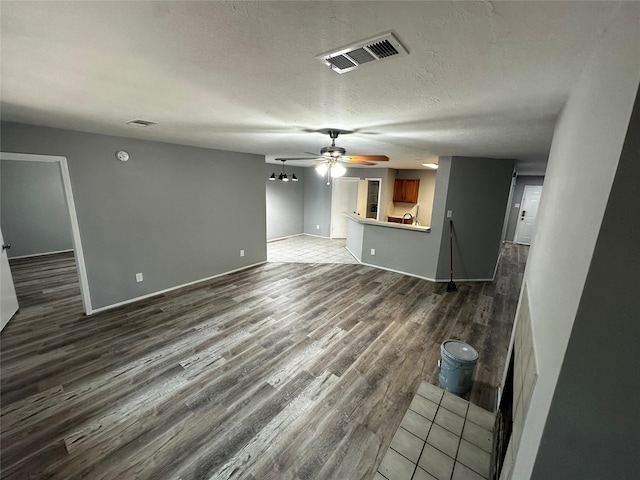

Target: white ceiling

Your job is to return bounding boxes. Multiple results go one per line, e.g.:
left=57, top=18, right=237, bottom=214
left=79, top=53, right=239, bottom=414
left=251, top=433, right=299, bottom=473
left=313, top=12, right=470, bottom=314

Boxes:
left=0, top=1, right=621, bottom=174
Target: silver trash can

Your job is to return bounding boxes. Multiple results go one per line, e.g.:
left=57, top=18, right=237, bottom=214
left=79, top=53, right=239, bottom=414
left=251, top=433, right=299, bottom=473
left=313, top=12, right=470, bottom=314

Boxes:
left=438, top=340, right=478, bottom=394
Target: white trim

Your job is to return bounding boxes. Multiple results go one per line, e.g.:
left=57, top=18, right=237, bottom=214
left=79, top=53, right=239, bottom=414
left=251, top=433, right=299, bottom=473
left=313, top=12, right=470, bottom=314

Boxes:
left=345, top=246, right=361, bottom=262
left=267, top=233, right=304, bottom=243
left=1, top=152, right=92, bottom=314
left=357, top=261, right=494, bottom=283
left=90, top=261, right=266, bottom=314
left=303, top=233, right=331, bottom=239
left=9, top=249, right=74, bottom=260
left=359, top=262, right=438, bottom=282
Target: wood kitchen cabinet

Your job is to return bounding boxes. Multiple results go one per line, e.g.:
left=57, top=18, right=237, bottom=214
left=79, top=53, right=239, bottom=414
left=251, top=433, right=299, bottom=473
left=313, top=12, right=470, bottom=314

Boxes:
left=393, top=179, right=420, bottom=203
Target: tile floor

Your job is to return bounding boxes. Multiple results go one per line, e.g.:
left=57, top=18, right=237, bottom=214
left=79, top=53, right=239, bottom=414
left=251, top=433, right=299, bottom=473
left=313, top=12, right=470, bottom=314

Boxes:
left=267, top=235, right=358, bottom=264
left=376, top=382, right=496, bottom=480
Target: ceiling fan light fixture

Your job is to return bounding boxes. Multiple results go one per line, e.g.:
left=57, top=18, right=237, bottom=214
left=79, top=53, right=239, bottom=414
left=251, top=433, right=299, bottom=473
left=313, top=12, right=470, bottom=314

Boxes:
left=331, top=163, right=346, bottom=178
left=316, top=163, right=329, bottom=175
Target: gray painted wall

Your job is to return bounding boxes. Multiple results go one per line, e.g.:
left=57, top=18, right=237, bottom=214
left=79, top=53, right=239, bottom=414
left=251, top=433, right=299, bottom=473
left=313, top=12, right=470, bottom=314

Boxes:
left=265, top=164, right=304, bottom=241
left=435, top=156, right=515, bottom=281
left=361, top=226, right=439, bottom=279
left=531, top=76, right=640, bottom=480
left=509, top=4, right=640, bottom=476
left=303, top=168, right=332, bottom=237
left=505, top=175, right=545, bottom=242
left=1, top=160, right=73, bottom=257
left=1, top=122, right=266, bottom=311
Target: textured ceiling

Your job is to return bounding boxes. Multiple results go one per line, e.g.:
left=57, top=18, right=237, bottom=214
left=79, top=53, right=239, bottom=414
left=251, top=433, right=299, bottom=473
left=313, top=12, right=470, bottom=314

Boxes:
left=0, top=1, right=624, bottom=174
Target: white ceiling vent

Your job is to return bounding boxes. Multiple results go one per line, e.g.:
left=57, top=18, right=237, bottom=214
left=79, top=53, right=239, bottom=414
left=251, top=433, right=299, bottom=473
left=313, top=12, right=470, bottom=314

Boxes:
left=125, top=119, right=157, bottom=127
left=317, top=32, right=408, bottom=74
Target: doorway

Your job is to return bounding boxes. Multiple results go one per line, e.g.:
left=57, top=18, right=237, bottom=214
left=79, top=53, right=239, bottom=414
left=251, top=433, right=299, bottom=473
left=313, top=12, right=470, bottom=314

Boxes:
left=0, top=152, right=91, bottom=316
left=514, top=185, right=543, bottom=245
left=330, top=177, right=359, bottom=239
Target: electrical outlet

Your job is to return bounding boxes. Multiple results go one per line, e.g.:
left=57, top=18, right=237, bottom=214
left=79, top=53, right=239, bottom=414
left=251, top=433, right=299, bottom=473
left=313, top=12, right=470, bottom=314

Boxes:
left=370, top=248, right=376, bottom=255
left=240, top=249, right=245, bottom=257
left=135, top=272, right=143, bottom=282
left=514, top=203, right=520, bottom=208
left=447, top=210, right=453, bottom=218
left=316, top=224, right=320, bottom=230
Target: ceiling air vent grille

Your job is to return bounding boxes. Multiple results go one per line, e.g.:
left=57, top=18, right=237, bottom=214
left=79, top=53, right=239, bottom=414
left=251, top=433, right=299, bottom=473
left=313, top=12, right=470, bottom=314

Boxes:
left=125, top=119, right=157, bottom=127
left=317, top=32, right=408, bottom=74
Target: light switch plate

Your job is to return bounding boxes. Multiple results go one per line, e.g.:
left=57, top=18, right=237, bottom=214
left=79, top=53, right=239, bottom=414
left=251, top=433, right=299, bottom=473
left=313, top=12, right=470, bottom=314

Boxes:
left=370, top=248, right=376, bottom=255
left=135, top=273, right=143, bottom=282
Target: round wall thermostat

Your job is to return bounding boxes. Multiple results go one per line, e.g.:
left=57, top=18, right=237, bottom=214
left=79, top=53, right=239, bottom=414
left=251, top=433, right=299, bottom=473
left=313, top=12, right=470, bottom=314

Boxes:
left=116, top=150, right=129, bottom=162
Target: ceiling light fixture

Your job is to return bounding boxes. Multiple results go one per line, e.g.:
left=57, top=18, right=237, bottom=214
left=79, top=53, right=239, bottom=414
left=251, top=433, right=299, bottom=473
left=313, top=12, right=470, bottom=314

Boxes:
left=316, top=159, right=346, bottom=185
left=422, top=163, right=439, bottom=169
left=270, top=159, right=298, bottom=182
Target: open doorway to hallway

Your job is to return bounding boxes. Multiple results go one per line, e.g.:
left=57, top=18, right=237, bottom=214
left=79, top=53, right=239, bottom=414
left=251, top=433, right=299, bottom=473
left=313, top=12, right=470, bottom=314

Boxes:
left=0, top=153, right=91, bottom=325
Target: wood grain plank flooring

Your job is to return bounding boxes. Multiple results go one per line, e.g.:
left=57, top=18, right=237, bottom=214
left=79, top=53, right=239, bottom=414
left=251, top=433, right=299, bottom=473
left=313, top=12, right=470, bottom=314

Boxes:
left=1, top=244, right=527, bottom=480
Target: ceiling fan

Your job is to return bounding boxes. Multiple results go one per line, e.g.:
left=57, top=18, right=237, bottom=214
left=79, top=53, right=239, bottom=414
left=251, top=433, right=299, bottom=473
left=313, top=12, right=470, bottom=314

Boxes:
left=275, top=129, right=389, bottom=184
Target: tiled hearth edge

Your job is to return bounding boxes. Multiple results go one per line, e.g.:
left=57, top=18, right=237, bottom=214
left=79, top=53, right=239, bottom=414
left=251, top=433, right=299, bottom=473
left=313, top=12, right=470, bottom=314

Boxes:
left=376, top=382, right=497, bottom=480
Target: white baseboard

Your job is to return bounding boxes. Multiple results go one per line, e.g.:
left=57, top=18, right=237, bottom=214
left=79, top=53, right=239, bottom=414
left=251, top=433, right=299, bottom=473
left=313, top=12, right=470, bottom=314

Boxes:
left=267, top=233, right=304, bottom=243
left=358, top=261, right=494, bottom=284
left=89, top=261, right=267, bottom=315
left=345, top=246, right=361, bottom=262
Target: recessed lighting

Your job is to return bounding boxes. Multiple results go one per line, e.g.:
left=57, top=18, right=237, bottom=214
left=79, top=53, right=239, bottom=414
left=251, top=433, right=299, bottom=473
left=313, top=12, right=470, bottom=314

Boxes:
left=422, top=163, right=439, bottom=169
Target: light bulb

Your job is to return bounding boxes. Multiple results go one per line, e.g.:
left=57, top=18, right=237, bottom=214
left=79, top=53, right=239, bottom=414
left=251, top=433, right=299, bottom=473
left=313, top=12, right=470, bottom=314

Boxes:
left=315, top=163, right=328, bottom=175
left=331, top=163, right=346, bottom=178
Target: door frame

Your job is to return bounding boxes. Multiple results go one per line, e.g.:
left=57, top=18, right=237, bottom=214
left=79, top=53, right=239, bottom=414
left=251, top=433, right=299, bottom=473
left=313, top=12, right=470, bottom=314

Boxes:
left=1, top=152, right=92, bottom=314
left=514, top=185, right=543, bottom=245
left=365, top=177, right=382, bottom=221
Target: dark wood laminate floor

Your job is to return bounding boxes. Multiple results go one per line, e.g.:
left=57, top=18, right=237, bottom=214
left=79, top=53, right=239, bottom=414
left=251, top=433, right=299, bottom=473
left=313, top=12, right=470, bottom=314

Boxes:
left=1, top=244, right=527, bottom=480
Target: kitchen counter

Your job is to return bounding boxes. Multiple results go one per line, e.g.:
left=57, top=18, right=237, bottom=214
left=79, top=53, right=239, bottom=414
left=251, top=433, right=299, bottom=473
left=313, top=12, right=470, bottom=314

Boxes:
left=343, top=212, right=430, bottom=232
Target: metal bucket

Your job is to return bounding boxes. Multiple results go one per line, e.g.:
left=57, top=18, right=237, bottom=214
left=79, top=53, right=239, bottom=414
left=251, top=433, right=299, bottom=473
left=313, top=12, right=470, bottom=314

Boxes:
left=438, top=340, right=478, bottom=394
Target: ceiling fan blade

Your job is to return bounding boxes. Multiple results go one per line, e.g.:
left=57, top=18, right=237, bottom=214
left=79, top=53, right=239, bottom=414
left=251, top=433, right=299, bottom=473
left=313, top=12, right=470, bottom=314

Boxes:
left=346, top=155, right=389, bottom=162
left=275, top=157, right=321, bottom=161
left=341, top=158, right=376, bottom=165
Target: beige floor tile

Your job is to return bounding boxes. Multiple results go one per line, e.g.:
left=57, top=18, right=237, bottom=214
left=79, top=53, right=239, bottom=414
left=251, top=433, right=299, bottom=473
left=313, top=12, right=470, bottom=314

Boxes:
left=452, top=461, right=487, bottom=480
left=462, top=420, right=493, bottom=453
left=400, top=409, right=434, bottom=440
left=391, top=427, right=425, bottom=463
left=434, top=406, right=465, bottom=436
left=427, top=423, right=461, bottom=458
left=466, top=403, right=495, bottom=431
left=379, top=448, right=416, bottom=480
left=412, top=466, right=439, bottom=480
left=457, top=439, right=491, bottom=478
left=409, top=394, right=439, bottom=421
left=417, top=382, right=444, bottom=404
left=417, top=444, right=455, bottom=480
left=440, top=391, right=470, bottom=417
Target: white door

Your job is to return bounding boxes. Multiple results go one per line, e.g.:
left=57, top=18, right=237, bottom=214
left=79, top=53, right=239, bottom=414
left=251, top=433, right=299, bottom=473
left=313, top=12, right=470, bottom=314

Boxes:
left=1, top=228, right=19, bottom=331
left=331, top=178, right=359, bottom=238
left=514, top=185, right=543, bottom=245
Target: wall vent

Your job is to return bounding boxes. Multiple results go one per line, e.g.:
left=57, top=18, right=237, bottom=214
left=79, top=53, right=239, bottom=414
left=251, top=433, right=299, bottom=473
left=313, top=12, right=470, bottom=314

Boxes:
left=317, top=32, right=408, bottom=74
left=125, top=119, right=157, bottom=127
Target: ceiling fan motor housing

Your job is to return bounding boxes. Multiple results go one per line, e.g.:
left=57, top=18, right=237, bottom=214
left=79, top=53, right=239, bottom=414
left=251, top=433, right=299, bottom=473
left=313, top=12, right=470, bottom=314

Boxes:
left=320, top=145, right=346, bottom=157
